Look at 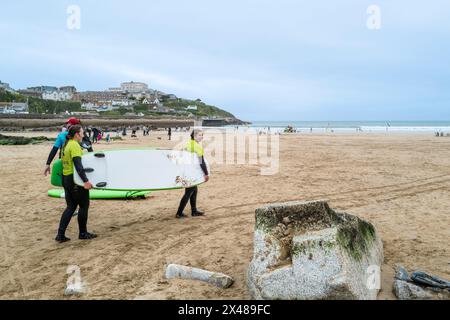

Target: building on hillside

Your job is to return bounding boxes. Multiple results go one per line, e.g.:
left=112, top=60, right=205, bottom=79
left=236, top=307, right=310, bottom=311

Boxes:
left=120, top=81, right=149, bottom=93
left=81, top=103, right=118, bottom=112
left=71, top=111, right=99, bottom=116
left=17, top=90, right=43, bottom=98
left=59, top=86, right=77, bottom=93
left=108, top=87, right=122, bottom=92
left=186, top=105, right=198, bottom=111
left=131, top=92, right=154, bottom=100
left=0, top=102, right=29, bottom=114
left=110, top=99, right=135, bottom=107
left=81, top=102, right=98, bottom=111
left=73, top=91, right=128, bottom=103
left=42, top=91, right=73, bottom=101
left=96, top=105, right=115, bottom=112
left=27, top=86, right=58, bottom=93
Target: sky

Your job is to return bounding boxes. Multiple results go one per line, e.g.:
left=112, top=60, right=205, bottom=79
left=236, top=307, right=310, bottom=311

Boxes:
left=1, top=0, right=450, bottom=121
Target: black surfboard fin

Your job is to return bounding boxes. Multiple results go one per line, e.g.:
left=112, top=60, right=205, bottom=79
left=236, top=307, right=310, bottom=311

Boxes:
left=84, top=168, right=94, bottom=173
left=94, top=153, right=106, bottom=158
left=96, top=182, right=107, bottom=188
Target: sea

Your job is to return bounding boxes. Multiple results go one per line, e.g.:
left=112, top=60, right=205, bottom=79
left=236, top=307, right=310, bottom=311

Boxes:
left=226, top=121, right=450, bottom=134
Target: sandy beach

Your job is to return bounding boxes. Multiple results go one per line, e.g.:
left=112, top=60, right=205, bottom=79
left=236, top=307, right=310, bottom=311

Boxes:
left=0, top=131, right=449, bottom=300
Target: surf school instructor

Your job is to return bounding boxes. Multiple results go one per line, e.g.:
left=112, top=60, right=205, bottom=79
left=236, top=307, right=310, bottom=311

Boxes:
left=55, top=125, right=97, bottom=243
left=176, top=129, right=209, bottom=219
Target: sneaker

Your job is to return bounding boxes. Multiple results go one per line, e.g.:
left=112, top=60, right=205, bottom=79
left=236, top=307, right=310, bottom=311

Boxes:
left=55, top=235, right=71, bottom=243
left=176, top=213, right=188, bottom=219
left=79, top=232, right=98, bottom=240
left=192, top=211, right=205, bottom=217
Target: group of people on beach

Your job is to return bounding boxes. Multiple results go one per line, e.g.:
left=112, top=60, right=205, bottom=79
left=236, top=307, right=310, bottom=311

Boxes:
left=44, top=117, right=209, bottom=243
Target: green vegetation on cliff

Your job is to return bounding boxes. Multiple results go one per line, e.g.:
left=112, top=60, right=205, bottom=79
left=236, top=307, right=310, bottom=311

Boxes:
left=28, top=97, right=82, bottom=114
left=161, top=98, right=236, bottom=118
left=0, top=90, right=27, bottom=103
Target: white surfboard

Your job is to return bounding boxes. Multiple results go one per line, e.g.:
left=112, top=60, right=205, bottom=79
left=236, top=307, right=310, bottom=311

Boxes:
left=73, top=149, right=209, bottom=191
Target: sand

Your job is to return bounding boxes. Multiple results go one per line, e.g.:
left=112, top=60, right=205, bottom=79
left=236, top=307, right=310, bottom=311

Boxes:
left=0, top=131, right=449, bottom=300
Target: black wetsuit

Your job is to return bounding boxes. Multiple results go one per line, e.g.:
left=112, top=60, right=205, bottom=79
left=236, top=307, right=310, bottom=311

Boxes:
left=92, top=128, right=99, bottom=143
left=57, top=157, right=90, bottom=237
left=176, top=156, right=209, bottom=215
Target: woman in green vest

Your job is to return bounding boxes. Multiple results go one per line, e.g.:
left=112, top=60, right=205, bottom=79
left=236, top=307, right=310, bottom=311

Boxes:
left=56, top=125, right=97, bottom=243
left=176, top=130, right=209, bottom=219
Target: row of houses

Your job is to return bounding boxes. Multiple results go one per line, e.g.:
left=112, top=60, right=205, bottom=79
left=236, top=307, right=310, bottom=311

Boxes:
left=81, top=100, right=173, bottom=114
left=2, top=80, right=192, bottom=115
left=18, top=86, right=77, bottom=101
left=0, top=102, right=29, bottom=114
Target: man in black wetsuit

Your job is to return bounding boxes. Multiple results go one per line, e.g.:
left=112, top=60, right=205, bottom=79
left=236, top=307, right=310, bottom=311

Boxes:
left=92, top=127, right=99, bottom=143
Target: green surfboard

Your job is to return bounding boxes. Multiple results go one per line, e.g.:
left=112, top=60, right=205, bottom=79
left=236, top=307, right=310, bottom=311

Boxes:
left=51, top=159, right=64, bottom=187
left=48, top=189, right=151, bottom=200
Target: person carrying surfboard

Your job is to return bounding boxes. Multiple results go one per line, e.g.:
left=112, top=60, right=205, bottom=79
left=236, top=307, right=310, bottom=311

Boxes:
left=44, top=117, right=93, bottom=176
left=55, top=125, right=97, bottom=243
left=176, top=129, right=209, bottom=219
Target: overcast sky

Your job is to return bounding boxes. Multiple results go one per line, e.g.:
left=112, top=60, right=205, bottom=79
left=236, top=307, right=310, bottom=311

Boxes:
left=1, top=1, right=449, bottom=121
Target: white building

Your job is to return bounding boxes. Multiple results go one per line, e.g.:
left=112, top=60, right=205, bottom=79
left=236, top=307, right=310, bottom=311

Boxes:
left=186, top=105, right=198, bottom=111
left=81, top=102, right=98, bottom=111
left=43, top=91, right=73, bottom=101
left=109, top=99, right=136, bottom=107
left=81, top=103, right=117, bottom=112
left=96, top=105, right=115, bottom=112
left=121, top=81, right=149, bottom=93
left=108, top=87, right=123, bottom=92
left=0, top=102, right=29, bottom=114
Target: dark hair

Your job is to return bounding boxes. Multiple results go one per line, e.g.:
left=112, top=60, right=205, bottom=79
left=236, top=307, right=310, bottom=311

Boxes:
left=67, top=125, right=82, bottom=139
left=63, top=125, right=82, bottom=151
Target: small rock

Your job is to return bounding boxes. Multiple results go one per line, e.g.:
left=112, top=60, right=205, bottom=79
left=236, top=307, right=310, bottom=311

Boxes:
left=394, top=265, right=411, bottom=282
left=165, top=264, right=234, bottom=289
left=393, top=280, right=433, bottom=300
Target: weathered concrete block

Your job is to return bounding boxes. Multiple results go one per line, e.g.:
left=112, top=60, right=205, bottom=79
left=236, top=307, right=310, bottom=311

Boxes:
left=165, top=264, right=234, bottom=289
left=247, top=200, right=384, bottom=300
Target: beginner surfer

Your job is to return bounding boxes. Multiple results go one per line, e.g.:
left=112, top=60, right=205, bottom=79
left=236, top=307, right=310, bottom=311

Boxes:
left=176, top=129, right=209, bottom=219
left=44, top=117, right=93, bottom=176
left=55, top=125, right=97, bottom=243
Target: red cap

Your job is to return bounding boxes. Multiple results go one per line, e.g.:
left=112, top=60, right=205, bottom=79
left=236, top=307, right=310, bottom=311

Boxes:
left=66, top=117, right=81, bottom=126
